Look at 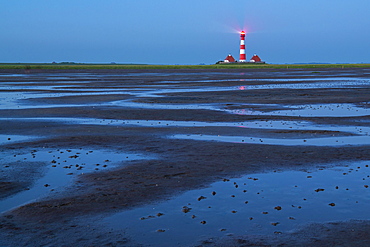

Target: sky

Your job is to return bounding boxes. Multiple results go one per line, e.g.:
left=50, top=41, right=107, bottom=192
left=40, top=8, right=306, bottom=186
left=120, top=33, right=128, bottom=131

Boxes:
left=1, top=0, right=370, bottom=65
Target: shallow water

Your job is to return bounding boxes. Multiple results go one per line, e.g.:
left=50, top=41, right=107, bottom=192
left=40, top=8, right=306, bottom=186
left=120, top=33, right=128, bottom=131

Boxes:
left=230, top=103, right=370, bottom=117
left=0, top=148, right=151, bottom=213
left=103, top=162, right=370, bottom=246
left=1, top=71, right=370, bottom=245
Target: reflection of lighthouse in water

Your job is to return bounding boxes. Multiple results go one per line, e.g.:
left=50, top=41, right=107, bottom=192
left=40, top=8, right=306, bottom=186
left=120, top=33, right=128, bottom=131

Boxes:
left=239, top=31, right=246, bottom=62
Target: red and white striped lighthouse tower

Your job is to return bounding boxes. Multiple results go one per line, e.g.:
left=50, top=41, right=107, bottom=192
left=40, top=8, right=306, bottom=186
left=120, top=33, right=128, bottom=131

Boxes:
left=239, top=31, right=246, bottom=62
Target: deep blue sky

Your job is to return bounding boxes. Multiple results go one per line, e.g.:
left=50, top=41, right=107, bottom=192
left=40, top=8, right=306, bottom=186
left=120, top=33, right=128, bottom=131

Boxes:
left=1, top=0, right=370, bottom=64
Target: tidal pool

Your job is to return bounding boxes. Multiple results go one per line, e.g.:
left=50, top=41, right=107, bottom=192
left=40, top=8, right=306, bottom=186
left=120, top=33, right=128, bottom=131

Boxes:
left=102, top=162, right=370, bottom=246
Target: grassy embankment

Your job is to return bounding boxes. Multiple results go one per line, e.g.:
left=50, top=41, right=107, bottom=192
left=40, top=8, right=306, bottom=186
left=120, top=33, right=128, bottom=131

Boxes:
left=0, top=63, right=370, bottom=70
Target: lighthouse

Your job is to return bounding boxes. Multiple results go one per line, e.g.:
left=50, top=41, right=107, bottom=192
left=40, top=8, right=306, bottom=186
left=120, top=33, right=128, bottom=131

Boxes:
left=239, top=31, right=246, bottom=62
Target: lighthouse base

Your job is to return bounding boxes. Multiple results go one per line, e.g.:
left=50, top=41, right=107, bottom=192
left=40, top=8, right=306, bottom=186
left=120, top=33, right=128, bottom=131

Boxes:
left=237, top=61, right=266, bottom=64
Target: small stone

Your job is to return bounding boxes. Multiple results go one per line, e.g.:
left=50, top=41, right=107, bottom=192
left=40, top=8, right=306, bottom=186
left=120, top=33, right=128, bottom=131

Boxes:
left=274, top=206, right=282, bottom=211
left=315, top=188, right=325, bottom=192
left=262, top=212, right=268, bottom=214
left=156, top=229, right=165, bottom=232
left=182, top=206, right=191, bottom=213
left=364, top=185, right=369, bottom=188
left=197, top=196, right=207, bottom=201
left=328, top=203, right=336, bottom=207
left=212, top=191, right=216, bottom=195
left=231, top=210, right=237, bottom=213
left=271, top=222, right=280, bottom=226
left=200, top=221, right=207, bottom=224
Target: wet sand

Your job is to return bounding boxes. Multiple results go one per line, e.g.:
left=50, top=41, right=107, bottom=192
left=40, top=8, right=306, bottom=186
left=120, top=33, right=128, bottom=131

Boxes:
left=1, top=68, right=370, bottom=246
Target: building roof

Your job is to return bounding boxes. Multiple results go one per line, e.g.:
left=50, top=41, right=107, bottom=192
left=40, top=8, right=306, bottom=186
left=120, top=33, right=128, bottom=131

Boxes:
left=250, top=54, right=262, bottom=62
left=224, top=54, right=236, bottom=63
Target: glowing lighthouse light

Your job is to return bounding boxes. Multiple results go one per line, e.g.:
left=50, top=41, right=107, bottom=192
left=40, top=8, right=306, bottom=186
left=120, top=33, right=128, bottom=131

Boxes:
left=239, top=31, right=246, bottom=62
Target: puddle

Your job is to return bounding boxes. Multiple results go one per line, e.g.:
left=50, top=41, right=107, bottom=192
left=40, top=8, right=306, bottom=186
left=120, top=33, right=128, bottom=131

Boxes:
left=0, top=148, right=151, bottom=213
left=102, top=162, right=370, bottom=246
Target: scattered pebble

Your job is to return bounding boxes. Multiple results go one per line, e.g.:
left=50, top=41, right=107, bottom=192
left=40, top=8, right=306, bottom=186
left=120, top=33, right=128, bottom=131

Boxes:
left=182, top=206, right=191, bottom=213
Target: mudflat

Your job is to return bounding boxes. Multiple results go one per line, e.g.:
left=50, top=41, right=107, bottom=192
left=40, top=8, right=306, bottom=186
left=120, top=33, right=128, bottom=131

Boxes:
left=1, top=68, right=370, bottom=246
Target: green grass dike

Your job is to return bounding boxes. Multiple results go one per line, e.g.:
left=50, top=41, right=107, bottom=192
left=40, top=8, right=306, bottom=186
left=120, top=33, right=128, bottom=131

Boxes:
left=0, top=62, right=370, bottom=70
